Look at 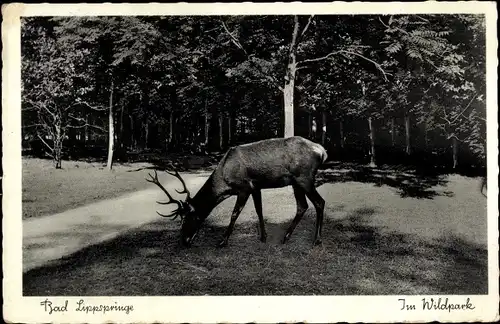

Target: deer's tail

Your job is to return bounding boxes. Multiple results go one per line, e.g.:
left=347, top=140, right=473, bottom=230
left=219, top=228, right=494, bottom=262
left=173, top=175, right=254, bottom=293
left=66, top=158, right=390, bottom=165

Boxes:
left=312, top=143, right=328, bottom=164
left=320, top=146, right=328, bottom=163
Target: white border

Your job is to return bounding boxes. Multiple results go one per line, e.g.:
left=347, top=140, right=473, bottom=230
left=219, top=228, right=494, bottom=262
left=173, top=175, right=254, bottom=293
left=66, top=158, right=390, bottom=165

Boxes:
left=2, top=2, right=499, bottom=323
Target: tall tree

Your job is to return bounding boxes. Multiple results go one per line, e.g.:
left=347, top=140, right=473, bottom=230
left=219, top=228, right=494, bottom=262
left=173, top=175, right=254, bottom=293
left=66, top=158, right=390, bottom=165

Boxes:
left=53, top=16, right=163, bottom=168
left=222, top=15, right=389, bottom=138
left=22, top=17, right=106, bottom=168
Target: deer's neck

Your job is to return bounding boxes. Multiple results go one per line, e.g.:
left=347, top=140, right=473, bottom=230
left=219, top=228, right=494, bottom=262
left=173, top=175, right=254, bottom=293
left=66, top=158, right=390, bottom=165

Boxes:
left=190, top=173, right=230, bottom=220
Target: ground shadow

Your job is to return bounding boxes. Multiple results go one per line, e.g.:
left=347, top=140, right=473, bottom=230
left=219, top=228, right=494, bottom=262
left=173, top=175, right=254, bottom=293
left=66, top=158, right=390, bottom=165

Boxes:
left=23, top=207, right=487, bottom=296
left=23, top=221, right=134, bottom=272
left=24, top=221, right=131, bottom=251
left=316, top=162, right=452, bottom=199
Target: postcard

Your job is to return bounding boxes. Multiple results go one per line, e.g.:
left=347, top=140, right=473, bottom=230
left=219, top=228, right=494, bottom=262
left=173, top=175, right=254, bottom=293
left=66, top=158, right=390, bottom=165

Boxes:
left=2, top=2, right=498, bottom=323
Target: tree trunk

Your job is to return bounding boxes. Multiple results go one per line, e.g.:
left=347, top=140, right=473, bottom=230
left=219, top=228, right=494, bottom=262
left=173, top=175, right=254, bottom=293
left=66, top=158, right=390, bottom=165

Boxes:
left=106, top=79, right=115, bottom=170
left=84, top=113, right=89, bottom=144
left=405, top=115, right=411, bottom=155
left=119, top=104, right=124, bottom=149
left=308, top=112, right=313, bottom=139
left=81, top=114, right=87, bottom=145
left=204, top=99, right=210, bottom=147
left=66, top=127, right=75, bottom=159
left=54, top=124, right=62, bottom=169
left=368, top=117, right=376, bottom=167
left=241, top=118, right=246, bottom=140
left=391, top=117, right=395, bottom=147
left=219, top=113, right=223, bottom=150
left=312, top=116, right=317, bottom=140
left=339, top=119, right=345, bottom=149
left=168, top=111, right=174, bottom=148
left=80, top=126, right=85, bottom=146
left=54, top=144, right=62, bottom=169
left=283, top=16, right=300, bottom=138
left=321, top=111, right=327, bottom=145
left=283, top=75, right=296, bottom=138
left=129, top=114, right=135, bottom=150
left=144, top=120, right=149, bottom=149
left=228, top=114, right=232, bottom=146
left=424, top=122, right=428, bottom=149
left=54, top=154, right=62, bottom=168
left=452, top=136, right=458, bottom=169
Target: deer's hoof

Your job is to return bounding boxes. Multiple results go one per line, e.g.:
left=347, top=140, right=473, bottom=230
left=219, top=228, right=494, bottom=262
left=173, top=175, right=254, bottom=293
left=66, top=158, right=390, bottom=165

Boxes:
left=313, top=239, right=322, bottom=246
left=282, top=234, right=291, bottom=244
left=260, top=234, right=267, bottom=243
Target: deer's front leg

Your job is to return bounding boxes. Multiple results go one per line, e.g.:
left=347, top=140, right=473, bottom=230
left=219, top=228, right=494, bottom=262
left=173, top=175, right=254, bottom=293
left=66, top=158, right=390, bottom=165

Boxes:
left=252, top=190, right=267, bottom=242
left=218, top=192, right=250, bottom=247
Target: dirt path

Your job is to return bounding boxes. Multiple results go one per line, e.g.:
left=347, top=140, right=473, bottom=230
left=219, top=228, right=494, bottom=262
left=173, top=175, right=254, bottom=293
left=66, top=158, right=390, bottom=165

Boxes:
left=23, top=171, right=211, bottom=272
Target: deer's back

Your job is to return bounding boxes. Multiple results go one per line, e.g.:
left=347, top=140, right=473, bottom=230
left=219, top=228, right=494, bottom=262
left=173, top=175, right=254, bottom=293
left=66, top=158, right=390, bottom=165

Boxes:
left=218, top=136, right=326, bottom=190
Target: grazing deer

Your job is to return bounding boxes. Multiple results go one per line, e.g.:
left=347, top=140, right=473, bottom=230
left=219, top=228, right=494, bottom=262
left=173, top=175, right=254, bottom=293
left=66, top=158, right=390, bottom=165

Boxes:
left=146, top=136, right=328, bottom=247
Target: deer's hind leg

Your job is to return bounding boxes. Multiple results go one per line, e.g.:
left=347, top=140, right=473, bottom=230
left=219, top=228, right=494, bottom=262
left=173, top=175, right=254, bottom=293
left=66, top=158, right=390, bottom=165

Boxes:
left=293, top=177, right=325, bottom=246
left=218, top=192, right=250, bottom=247
left=305, top=187, right=325, bottom=246
left=252, top=190, right=267, bottom=242
left=282, top=185, right=308, bottom=244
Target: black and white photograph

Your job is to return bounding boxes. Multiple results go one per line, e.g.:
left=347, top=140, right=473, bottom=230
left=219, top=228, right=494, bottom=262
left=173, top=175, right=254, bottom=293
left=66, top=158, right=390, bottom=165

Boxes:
left=2, top=2, right=498, bottom=323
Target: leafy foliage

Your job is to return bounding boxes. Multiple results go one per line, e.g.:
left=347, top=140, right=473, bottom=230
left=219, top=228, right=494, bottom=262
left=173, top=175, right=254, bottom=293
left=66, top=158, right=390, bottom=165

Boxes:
left=21, top=14, right=487, bottom=170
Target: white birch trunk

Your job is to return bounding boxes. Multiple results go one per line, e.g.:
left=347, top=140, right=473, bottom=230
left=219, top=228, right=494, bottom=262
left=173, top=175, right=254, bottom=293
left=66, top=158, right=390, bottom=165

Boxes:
left=283, top=16, right=300, bottom=138
left=368, top=117, right=376, bottom=167
left=106, top=79, right=115, bottom=170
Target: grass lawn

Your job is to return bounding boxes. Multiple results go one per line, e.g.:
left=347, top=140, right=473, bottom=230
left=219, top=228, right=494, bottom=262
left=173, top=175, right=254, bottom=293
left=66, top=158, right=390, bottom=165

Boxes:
left=23, top=165, right=488, bottom=296
left=22, top=158, right=160, bottom=219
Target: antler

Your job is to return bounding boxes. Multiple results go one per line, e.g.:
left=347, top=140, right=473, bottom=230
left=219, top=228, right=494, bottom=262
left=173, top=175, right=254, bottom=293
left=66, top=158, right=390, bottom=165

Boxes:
left=165, top=169, right=192, bottom=200
left=145, top=169, right=184, bottom=220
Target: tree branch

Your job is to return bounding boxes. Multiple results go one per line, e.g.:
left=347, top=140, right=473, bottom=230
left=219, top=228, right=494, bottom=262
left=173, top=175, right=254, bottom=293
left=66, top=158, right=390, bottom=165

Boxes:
left=37, top=133, right=54, bottom=153
left=221, top=20, right=283, bottom=91
left=297, top=50, right=343, bottom=66
left=289, top=15, right=300, bottom=56
left=221, top=21, right=247, bottom=55
left=21, top=106, right=38, bottom=111
left=300, top=15, right=315, bottom=39
left=415, top=15, right=430, bottom=24
left=22, top=123, right=46, bottom=128
left=67, top=123, right=106, bottom=131
left=259, top=72, right=284, bottom=92
left=73, top=100, right=107, bottom=111
left=25, top=99, right=57, bottom=119
left=450, top=94, right=478, bottom=124
left=68, top=114, right=108, bottom=132
left=205, top=26, right=222, bottom=34
left=378, top=16, right=390, bottom=28
left=37, top=112, right=54, bottom=132
left=340, top=51, right=390, bottom=82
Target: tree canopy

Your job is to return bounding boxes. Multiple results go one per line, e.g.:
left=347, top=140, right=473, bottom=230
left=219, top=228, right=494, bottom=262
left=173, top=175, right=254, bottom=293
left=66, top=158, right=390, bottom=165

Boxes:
left=21, top=14, right=486, bottom=170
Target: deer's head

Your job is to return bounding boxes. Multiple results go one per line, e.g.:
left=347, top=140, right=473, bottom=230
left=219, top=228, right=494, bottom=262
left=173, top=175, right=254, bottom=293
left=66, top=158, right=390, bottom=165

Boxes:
left=146, top=169, right=202, bottom=247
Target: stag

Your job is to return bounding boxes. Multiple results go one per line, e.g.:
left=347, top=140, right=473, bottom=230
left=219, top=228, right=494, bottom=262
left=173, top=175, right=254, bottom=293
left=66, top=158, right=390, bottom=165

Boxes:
left=146, top=136, right=328, bottom=247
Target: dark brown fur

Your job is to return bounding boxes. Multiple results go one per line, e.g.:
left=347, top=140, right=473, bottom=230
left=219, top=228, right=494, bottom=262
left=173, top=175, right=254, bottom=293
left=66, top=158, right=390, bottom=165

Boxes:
left=172, top=136, right=328, bottom=247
